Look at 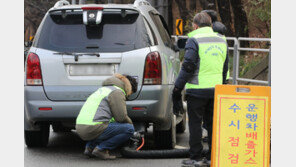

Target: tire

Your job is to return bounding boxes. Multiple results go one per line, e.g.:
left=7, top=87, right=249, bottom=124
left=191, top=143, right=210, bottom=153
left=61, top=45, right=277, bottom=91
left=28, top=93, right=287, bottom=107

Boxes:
left=154, top=115, right=176, bottom=149
left=25, top=124, right=49, bottom=148
left=176, top=112, right=187, bottom=133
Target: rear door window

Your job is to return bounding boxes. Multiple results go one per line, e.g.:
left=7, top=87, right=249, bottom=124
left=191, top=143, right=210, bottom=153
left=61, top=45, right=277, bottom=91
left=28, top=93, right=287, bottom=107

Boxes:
left=143, top=17, right=158, bottom=46
left=149, top=12, right=173, bottom=49
left=34, top=9, right=149, bottom=53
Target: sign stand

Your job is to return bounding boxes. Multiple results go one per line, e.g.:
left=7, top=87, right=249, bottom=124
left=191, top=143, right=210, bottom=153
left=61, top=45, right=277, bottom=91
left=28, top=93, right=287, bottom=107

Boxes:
left=211, top=85, right=271, bottom=167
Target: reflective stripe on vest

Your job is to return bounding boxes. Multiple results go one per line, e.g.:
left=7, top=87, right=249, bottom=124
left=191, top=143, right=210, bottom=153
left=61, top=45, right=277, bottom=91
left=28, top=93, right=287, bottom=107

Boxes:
left=185, top=27, right=227, bottom=90
left=76, top=86, right=125, bottom=125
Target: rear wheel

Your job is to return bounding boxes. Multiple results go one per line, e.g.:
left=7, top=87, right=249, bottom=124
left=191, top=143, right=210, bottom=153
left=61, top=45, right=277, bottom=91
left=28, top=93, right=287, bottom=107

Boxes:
left=154, top=115, right=176, bottom=149
left=25, top=124, right=49, bottom=148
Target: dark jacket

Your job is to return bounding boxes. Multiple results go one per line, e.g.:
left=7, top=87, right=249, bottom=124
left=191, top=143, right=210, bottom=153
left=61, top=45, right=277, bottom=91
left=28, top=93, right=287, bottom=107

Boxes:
left=76, top=73, right=133, bottom=141
left=202, top=10, right=227, bottom=35
left=174, top=36, right=229, bottom=99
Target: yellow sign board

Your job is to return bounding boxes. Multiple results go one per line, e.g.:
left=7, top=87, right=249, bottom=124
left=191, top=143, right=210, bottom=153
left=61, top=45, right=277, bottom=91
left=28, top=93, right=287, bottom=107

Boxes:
left=212, top=85, right=270, bottom=167
left=176, top=19, right=183, bottom=35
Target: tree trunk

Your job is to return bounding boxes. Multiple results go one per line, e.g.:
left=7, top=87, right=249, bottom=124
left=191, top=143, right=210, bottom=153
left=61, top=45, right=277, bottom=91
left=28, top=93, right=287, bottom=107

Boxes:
left=216, top=0, right=234, bottom=36
left=189, top=0, right=196, bottom=11
left=174, top=0, right=189, bottom=21
left=199, top=0, right=209, bottom=9
left=207, top=0, right=216, bottom=10
left=168, top=0, right=173, bottom=34
left=229, top=0, right=249, bottom=39
left=199, top=0, right=216, bottom=10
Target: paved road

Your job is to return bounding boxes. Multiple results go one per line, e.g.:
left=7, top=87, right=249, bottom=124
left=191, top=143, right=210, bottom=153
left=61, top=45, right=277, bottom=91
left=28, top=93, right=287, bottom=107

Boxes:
left=24, top=124, right=205, bottom=167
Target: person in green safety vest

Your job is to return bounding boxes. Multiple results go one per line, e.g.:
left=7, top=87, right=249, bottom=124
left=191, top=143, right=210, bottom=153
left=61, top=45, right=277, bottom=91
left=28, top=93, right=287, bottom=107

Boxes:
left=201, top=9, right=229, bottom=142
left=201, top=10, right=230, bottom=83
left=76, top=73, right=138, bottom=160
left=172, top=12, right=229, bottom=167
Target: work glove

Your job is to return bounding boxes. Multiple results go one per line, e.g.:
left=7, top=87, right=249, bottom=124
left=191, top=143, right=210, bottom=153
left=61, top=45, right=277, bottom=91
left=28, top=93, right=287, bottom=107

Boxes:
left=172, top=87, right=184, bottom=116
left=223, top=79, right=229, bottom=84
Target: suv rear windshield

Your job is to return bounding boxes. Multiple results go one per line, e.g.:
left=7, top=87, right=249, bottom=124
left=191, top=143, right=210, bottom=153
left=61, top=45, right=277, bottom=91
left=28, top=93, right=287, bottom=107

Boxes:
left=33, top=9, right=150, bottom=53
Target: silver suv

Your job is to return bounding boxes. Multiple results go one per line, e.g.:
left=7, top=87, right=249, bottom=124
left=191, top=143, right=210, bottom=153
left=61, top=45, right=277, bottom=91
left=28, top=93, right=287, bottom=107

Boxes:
left=24, top=0, right=185, bottom=149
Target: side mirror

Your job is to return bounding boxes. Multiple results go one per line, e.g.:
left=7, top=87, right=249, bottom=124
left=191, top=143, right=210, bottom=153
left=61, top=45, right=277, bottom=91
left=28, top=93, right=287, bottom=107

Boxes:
left=173, top=43, right=180, bottom=52
left=177, top=38, right=188, bottom=50
left=170, top=36, right=179, bottom=52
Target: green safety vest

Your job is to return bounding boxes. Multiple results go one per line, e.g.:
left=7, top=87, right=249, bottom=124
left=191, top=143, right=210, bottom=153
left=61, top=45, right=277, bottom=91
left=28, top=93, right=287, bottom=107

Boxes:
left=76, top=86, right=126, bottom=126
left=185, top=27, right=228, bottom=90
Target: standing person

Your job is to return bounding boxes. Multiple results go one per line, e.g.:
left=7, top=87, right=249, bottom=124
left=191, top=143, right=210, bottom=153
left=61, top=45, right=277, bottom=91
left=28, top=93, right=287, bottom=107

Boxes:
left=172, top=12, right=229, bottom=167
left=76, top=73, right=138, bottom=160
left=202, top=10, right=227, bottom=35
left=202, top=9, right=229, bottom=82
left=201, top=9, right=229, bottom=131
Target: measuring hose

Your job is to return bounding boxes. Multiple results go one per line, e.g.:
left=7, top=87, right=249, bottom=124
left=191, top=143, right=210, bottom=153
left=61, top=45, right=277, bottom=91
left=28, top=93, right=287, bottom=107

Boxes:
left=121, top=147, right=189, bottom=159
left=121, top=137, right=190, bottom=158
left=136, top=137, right=145, bottom=151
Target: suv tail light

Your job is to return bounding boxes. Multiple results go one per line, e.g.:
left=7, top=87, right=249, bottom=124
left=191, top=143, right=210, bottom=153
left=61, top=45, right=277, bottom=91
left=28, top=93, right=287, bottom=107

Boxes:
left=26, top=53, right=43, bottom=86
left=143, top=51, right=162, bottom=85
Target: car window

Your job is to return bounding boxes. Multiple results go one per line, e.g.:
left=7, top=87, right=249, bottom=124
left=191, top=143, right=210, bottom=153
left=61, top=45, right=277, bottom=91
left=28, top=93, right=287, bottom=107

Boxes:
left=159, top=15, right=172, bottom=37
left=34, top=10, right=150, bottom=53
left=149, top=12, right=173, bottom=48
left=143, top=17, right=158, bottom=46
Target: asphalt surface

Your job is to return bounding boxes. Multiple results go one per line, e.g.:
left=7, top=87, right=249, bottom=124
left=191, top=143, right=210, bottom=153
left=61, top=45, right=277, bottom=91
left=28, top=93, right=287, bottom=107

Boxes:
left=24, top=124, right=207, bottom=167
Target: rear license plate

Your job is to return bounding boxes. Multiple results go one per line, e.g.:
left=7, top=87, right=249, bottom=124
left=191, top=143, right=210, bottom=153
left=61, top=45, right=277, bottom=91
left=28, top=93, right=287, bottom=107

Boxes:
left=68, top=64, right=118, bottom=76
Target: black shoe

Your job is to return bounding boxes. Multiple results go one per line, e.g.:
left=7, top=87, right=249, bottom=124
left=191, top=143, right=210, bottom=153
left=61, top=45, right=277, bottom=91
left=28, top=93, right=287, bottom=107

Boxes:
left=181, top=159, right=206, bottom=167
left=83, top=146, right=95, bottom=158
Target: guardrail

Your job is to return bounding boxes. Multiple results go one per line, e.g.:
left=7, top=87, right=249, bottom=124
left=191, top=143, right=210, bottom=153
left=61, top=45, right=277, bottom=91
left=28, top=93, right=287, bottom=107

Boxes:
left=230, top=37, right=271, bottom=86
left=172, top=36, right=271, bottom=86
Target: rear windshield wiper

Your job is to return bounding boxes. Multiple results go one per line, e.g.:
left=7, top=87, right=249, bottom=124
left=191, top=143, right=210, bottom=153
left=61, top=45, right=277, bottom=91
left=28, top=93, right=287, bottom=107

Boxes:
left=114, top=42, right=136, bottom=49
left=114, top=42, right=126, bottom=46
left=54, top=52, right=100, bottom=62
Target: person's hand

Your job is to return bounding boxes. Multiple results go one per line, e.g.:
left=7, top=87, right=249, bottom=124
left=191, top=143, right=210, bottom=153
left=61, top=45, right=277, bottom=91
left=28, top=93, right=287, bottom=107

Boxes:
left=172, top=87, right=184, bottom=116
left=173, top=100, right=185, bottom=116
left=223, top=79, right=229, bottom=84
left=172, top=87, right=182, bottom=101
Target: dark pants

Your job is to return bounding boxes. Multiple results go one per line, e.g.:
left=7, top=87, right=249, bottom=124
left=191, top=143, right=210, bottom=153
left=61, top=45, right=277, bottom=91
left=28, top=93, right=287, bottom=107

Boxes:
left=86, top=122, right=134, bottom=150
left=187, top=96, right=214, bottom=160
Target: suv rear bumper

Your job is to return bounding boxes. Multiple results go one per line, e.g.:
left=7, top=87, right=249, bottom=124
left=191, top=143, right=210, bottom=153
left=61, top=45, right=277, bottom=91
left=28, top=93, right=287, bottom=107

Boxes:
left=25, top=85, right=173, bottom=130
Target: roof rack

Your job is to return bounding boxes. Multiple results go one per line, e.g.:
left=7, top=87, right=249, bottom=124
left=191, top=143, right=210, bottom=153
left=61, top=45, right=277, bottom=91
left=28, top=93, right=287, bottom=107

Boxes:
left=54, top=0, right=70, bottom=8
left=134, top=0, right=151, bottom=7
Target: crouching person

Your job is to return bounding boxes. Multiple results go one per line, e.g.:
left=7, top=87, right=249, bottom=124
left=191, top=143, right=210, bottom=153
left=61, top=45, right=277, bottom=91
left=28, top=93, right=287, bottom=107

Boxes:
left=75, top=73, right=138, bottom=160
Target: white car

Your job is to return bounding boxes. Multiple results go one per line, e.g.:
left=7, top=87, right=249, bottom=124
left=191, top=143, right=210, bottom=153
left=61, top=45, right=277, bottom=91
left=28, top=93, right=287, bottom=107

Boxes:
left=24, top=0, right=186, bottom=149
